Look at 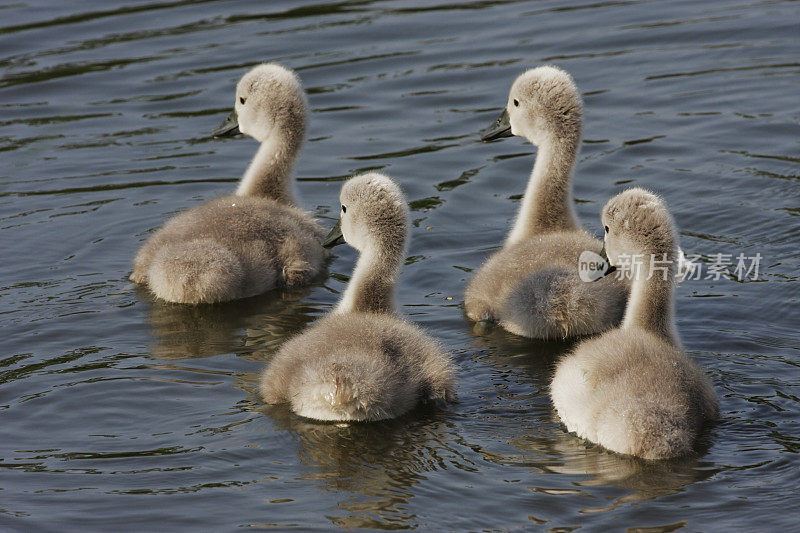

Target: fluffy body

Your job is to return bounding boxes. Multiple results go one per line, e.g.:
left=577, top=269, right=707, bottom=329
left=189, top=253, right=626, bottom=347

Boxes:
left=261, top=312, right=455, bottom=421
left=551, top=188, right=718, bottom=459
left=465, top=65, right=629, bottom=338
left=131, top=195, right=324, bottom=304
left=465, top=230, right=627, bottom=338
left=551, top=328, right=717, bottom=459
left=131, top=63, right=325, bottom=303
left=260, top=173, right=456, bottom=421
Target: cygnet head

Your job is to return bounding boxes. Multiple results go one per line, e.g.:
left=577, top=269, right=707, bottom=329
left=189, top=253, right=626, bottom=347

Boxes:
left=323, top=173, right=409, bottom=258
left=482, top=65, right=583, bottom=146
left=212, top=63, right=307, bottom=143
left=601, top=188, right=679, bottom=276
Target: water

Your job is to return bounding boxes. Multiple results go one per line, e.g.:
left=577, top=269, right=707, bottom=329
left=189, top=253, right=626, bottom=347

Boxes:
left=1, top=0, right=798, bottom=530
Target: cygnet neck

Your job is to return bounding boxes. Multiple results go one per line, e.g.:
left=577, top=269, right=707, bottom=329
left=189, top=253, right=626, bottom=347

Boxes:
left=622, top=253, right=680, bottom=345
left=236, top=129, right=302, bottom=204
left=505, top=134, right=580, bottom=247
left=335, top=240, right=404, bottom=315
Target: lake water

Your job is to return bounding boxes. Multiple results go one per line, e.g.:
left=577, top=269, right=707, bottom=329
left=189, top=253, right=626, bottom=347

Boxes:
left=1, top=0, right=798, bottom=530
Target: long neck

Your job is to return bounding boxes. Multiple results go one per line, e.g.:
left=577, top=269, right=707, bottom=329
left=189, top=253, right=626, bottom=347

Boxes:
left=623, top=257, right=679, bottom=345
left=505, top=135, right=580, bottom=246
left=235, top=131, right=302, bottom=204
left=335, top=245, right=403, bottom=315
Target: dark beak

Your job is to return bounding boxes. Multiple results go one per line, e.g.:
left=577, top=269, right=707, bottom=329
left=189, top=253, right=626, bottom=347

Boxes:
left=212, top=109, right=241, bottom=138
left=596, top=245, right=616, bottom=280
left=322, top=219, right=345, bottom=249
left=480, top=108, right=513, bottom=142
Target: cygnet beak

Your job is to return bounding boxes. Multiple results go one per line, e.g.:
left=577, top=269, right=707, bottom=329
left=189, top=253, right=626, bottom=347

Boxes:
left=596, top=245, right=617, bottom=280
left=322, top=219, right=346, bottom=249
left=480, top=108, right=513, bottom=142
left=212, top=109, right=241, bottom=138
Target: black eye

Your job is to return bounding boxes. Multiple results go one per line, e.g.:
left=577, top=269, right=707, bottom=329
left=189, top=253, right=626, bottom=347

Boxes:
left=513, top=99, right=519, bottom=107
left=239, top=97, right=246, bottom=105
left=604, top=225, right=609, bottom=233
left=341, top=205, right=347, bottom=213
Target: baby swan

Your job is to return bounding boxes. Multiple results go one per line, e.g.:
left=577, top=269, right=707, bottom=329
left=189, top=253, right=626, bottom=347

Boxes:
left=130, top=63, right=325, bottom=304
left=550, top=188, right=718, bottom=460
left=260, top=173, right=456, bottom=422
left=465, top=66, right=628, bottom=339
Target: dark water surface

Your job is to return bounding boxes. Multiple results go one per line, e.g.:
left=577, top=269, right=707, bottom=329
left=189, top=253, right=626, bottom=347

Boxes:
left=1, top=0, right=798, bottom=530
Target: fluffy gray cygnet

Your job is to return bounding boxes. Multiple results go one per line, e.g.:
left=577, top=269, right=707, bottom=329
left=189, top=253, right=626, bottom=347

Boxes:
left=130, top=63, right=325, bottom=304
left=260, top=173, right=456, bottom=422
left=550, top=188, right=718, bottom=460
left=465, top=66, right=629, bottom=339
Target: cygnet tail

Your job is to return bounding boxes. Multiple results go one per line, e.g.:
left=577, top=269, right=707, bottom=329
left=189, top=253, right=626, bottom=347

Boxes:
left=147, top=238, right=244, bottom=304
left=328, top=372, right=357, bottom=409
left=502, top=266, right=625, bottom=339
left=599, top=400, right=695, bottom=460
left=292, top=355, right=403, bottom=422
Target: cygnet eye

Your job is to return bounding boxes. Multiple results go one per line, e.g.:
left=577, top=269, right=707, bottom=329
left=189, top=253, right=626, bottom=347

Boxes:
left=341, top=205, right=347, bottom=213
left=604, top=225, right=609, bottom=233
left=513, top=99, right=519, bottom=107
left=239, top=96, right=246, bottom=105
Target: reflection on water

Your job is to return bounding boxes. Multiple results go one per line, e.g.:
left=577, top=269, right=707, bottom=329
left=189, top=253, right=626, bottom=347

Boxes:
left=253, top=403, right=464, bottom=529
left=512, top=433, right=718, bottom=511
left=141, top=286, right=324, bottom=360
left=465, top=319, right=579, bottom=395
left=467, top=321, right=579, bottom=362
